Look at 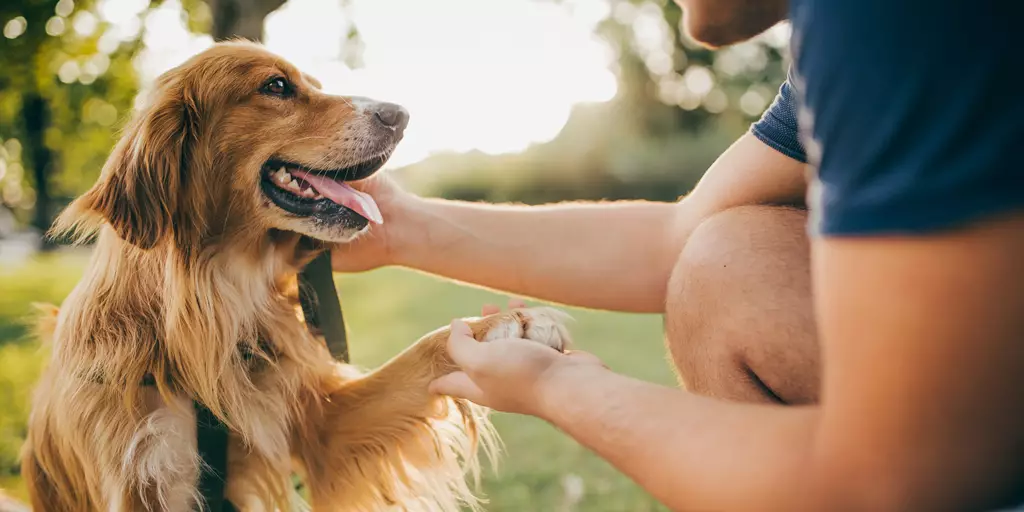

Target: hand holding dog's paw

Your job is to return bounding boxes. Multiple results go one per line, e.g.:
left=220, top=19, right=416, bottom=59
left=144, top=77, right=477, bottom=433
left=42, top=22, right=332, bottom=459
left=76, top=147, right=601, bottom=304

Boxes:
left=480, top=306, right=572, bottom=353
left=430, top=306, right=603, bottom=418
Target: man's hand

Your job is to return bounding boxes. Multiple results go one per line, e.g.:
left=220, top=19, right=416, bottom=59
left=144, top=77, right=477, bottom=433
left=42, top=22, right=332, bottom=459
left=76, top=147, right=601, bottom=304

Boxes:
left=331, top=174, right=413, bottom=272
left=429, top=300, right=605, bottom=417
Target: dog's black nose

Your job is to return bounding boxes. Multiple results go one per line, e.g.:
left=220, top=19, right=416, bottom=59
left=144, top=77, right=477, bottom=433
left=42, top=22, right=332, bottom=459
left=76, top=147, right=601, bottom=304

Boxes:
left=373, top=103, right=410, bottom=136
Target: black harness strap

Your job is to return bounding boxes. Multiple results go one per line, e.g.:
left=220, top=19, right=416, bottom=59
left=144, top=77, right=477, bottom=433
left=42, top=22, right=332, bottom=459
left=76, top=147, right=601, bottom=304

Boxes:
left=195, top=402, right=233, bottom=512
left=195, top=250, right=347, bottom=511
left=298, top=251, right=350, bottom=361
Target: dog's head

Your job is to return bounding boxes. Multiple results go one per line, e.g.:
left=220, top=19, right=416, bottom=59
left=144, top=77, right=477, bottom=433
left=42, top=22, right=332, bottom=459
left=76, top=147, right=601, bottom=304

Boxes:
left=58, top=41, right=406, bottom=249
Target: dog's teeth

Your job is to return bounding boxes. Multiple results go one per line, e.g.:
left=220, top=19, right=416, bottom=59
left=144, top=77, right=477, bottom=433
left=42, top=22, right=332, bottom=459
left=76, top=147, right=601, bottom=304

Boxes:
left=287, top=180, right=300, bottom=191
left=273, top=168, right=289, bottom=184
left=301, top=187, right=316, bottom=198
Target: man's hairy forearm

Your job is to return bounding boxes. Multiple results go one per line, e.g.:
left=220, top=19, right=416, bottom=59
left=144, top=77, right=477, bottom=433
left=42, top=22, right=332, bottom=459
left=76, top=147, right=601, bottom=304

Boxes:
left=390, top=198, right=686, bottom=312
left=384, top=134, right=807, bottom=312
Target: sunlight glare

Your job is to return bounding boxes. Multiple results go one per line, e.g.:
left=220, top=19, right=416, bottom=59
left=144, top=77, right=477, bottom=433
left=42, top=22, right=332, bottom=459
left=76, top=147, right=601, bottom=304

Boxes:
left=103, top=0, right=617, bottom=168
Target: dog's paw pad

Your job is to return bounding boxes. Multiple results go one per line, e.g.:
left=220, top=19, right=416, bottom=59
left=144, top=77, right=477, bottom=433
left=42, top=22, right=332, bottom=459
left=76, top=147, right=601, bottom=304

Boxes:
left=481, top=307, right=572, bottom=352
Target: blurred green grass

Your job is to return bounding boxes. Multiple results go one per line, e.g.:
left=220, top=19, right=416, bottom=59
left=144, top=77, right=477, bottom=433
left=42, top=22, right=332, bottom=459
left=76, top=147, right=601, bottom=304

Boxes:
left=0, top=251, right=673, bottom=511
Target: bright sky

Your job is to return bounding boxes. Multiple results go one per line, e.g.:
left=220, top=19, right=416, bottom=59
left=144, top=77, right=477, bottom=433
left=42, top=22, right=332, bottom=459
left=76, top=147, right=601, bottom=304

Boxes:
left=101, top=0, right=618, bottom=168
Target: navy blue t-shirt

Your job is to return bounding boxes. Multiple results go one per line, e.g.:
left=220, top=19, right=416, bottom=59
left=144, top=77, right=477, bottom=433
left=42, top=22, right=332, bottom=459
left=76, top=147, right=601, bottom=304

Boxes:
left=751, top=0, right=1024, bottom=236
left=751, top=67, right=806, bottom=165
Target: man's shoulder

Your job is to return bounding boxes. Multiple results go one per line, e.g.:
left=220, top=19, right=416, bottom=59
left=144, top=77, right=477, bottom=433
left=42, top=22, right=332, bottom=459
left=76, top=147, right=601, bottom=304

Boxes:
left=790, top=0, right=1024, bottom=236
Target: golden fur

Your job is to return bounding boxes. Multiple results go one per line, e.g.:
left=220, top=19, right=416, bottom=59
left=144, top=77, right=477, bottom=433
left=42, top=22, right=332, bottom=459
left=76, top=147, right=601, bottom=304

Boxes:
left=19, top=41, right=570, bottom=511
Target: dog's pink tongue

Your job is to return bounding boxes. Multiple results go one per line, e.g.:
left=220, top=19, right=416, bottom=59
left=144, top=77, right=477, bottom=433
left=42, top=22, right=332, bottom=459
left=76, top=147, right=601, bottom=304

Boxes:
left=290, top=170, right=383, bottom=224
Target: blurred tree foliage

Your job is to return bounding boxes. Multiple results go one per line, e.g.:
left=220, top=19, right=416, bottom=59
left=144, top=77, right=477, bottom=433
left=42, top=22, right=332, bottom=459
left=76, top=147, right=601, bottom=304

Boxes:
left=0, top=0, right=144, bottom=244
left=206, top=0, right=280, bottom=40
left=405, top=0, right=789, bottom=204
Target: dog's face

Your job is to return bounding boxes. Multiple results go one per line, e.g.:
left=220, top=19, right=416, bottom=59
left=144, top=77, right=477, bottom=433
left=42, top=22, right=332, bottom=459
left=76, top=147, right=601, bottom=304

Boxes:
left=224, top=51, right=407, bottom=242
left=63, top=42, right=406, bottom=250
left=254, top=89, right=402, bottom=240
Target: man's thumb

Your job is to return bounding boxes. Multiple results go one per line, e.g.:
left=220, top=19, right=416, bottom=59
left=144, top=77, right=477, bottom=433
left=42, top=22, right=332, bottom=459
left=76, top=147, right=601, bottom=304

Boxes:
left=429, top=371, right=485, bottom=403
left=446, top=319, right=485, bottom=368
left=450, top=319, right=473, bottom=337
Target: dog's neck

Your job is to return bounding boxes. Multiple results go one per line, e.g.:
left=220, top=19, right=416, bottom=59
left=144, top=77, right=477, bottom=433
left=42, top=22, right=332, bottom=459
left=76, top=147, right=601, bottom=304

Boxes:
left=54, top=226, right=328, bottom=429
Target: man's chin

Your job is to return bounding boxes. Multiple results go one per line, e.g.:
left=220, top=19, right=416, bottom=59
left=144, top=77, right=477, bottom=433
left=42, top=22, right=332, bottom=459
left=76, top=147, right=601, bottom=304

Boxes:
left=680, top=1, right=787, bottom=48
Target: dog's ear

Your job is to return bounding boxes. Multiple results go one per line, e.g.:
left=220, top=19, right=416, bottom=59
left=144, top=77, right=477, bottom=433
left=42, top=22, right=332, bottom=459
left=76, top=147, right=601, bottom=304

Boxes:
left=56, top=76, right=197, bottom=249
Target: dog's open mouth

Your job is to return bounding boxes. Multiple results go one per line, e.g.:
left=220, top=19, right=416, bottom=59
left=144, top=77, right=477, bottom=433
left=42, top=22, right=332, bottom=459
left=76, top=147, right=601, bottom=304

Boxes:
left=260, top=158, right=384, bottom=225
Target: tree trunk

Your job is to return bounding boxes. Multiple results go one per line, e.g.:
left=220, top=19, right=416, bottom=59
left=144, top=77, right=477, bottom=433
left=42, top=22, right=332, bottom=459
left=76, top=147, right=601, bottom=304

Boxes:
left=209, top=0, right=285, bottom=41
left=22, top=93, right=56, bottom=251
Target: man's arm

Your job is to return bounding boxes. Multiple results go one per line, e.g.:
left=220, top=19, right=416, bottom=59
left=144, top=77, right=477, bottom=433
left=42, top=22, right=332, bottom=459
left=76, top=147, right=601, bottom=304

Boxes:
left=335, top=133, right=806, bottom=312
left=436, top=213, right=1024, bottom=510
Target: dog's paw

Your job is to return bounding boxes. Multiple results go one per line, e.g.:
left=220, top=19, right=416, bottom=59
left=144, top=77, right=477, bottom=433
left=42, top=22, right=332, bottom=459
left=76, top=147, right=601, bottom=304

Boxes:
left=481, top=307, right=572, bottom=352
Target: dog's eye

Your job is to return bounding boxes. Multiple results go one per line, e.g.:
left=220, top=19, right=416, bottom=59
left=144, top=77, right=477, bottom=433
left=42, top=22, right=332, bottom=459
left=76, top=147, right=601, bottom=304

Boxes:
left=261, top=77, right=292, bottom=97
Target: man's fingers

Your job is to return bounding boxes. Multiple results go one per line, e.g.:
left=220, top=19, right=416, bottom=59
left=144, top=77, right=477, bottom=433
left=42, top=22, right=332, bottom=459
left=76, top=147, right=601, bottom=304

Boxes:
left=429, top=371, right=486, bottom=403
left=483, top=299, right=525, bottom=315
left=348, top=173, right=384, bottom=192
left=566, top=350, right=609, bottom=369
left=446, top=319, right=487, bottom=369
left=450, top=318, right=474, bottom=338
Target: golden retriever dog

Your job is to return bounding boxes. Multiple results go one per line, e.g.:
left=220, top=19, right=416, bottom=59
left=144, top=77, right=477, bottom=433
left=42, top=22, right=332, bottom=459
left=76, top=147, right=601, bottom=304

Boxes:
left=19, top=41, right=570, bottom=511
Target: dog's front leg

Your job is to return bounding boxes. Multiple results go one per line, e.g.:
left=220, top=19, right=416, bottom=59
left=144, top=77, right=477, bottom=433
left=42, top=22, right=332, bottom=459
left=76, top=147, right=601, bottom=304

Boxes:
left=293, top=307, right=570, bottom=512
